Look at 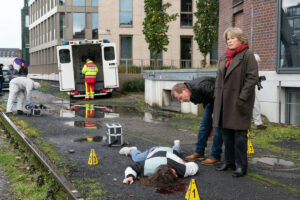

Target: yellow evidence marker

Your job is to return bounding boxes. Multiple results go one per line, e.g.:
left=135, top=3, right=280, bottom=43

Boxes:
left=88, top=149, right=99, bottom=165
left=247, top=130, right=254, bottom=154
left=185, top=179, right=200, bottom=200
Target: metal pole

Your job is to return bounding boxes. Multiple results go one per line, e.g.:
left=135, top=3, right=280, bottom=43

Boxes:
left=278, top=81, right=282, bottom=124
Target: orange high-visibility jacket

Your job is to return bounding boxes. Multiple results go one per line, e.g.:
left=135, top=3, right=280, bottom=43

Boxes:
left=82, top=61, right=98, bottom=83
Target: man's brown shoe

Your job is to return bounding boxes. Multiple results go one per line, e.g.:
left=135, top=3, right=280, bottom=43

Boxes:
left=185, top=153, right=204, bottom=161
left=201, top=157, right=221, bottom=166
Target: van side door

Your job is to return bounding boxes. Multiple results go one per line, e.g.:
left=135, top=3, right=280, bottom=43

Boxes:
left=57, top=45, right=75, bottom=91
left=101, top=43, right=119, bottom=88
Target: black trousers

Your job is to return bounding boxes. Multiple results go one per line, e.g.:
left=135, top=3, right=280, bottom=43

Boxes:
left=222, top=128, right=248, bottom=170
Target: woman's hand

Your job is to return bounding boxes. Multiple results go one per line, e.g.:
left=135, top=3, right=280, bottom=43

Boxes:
left=123, top=177, right=134, bottom=184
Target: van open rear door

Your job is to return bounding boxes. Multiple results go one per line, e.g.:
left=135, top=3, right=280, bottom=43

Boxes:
left=57, top=46, right=75, bottom=91
left=101, top=43, right=119, bottom=88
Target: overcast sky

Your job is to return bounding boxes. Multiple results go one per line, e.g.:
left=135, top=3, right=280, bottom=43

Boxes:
left=0, top=0, right=24, bottom=49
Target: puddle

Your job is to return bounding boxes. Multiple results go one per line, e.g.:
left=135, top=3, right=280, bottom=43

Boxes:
left=64, top=121, right=102, bottom=129
left=155, top=185, right=186, bottom=195
left=74, top=136, right=106, bottom=143
left=52, top=104, right=172, bottom=124
left=251, top=157, right=295, bottom=168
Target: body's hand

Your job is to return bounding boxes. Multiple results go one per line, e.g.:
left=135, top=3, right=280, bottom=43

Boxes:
left=123, top=177, right=134, bottom=184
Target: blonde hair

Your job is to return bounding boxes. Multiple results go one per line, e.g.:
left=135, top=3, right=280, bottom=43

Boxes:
left=223, top=27, right=248, bottom=45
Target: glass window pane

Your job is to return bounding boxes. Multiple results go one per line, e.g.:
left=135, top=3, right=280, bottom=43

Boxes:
left=120, top=36, right=132, bottom=65
left=92, top=13, right=98, bottom=39
left=92, top=0, right=98, bottom=6
left=120, top=13, right=132, bottom=25
left=25, top=15, right=29, bottom=27
left=120, top=0, right=132, bottom=12
left=59, top=49, right=70, bottom=63
left=73, top=0, right=85, bottom=6
left=181, top=0, right=192, bottom=12
left=104, top=47, right=115, bottom=61
left=181, top=14, right=193, bottom=26
left=60, top=13, right=66, bottom=39
left=181, top=37, right=192, bottom=68
left=59, top=0, right=65, bottom=5
left=73, top=13, right=85, bottom=38
left=288, top=91, right=300, bottom=125
left=280, top=0, right=300, bottom=69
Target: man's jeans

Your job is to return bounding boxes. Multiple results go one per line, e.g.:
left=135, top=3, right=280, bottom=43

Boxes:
left=130, top=146, right=181, bottom=163
left=195, top=103, right=223, bottom=160
left=0, top=81, right=3, bottom=93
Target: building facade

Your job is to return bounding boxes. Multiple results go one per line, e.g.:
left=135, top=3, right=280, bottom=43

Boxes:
left=98, top=0, right=206, bottom=69
left=28, top=0, right=98, bottom=75
left=0, top=49, right=21, bottom=69
left=21, top=0, right=30, bottom=63
left=219, top=0, right=300, bottom=125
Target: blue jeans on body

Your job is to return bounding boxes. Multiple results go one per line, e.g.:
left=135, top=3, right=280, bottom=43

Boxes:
left=130, top=146, right=181, bottom=163
left=195, top=103, right=223, bottom=160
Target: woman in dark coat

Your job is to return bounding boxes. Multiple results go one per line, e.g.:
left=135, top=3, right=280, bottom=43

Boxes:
left=18, top=62, right=28, bottom=76
left=213, top=27, right=258, bottom=177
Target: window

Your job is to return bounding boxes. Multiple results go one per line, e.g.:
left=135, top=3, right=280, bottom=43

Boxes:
left=180, top=37, right=192, bottom=68
left=286, top=88, right=300, bottom=125
left=92, top=0, right=98, bottom=6
left=120, top=36, right=132, bottom=65
left=120, top=0, right=132, bottom=26
left=25, top=15, right=29, bottom=27
left=104, top=47, right=115, bottom=61
left=181, top=0, right=192, bottom=27
left=60, top=13, right=66, bottom=39
left=73, top=0, right=85, bottom=6
left=233, top=0, right=243, bottom=6
left=92, top=13, right=98, bottom=39
left=150, top=52, right=163, bottom=68
left=59, top=0, right=65, bottom=5
left=278, top=0, right=300, bottom=72
left=59, top=49, right=71, bottom=63
left=73, top=13, right=85, bottom=38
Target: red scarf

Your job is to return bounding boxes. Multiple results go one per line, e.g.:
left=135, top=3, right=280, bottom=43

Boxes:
left=225, top=44, right=249, bottom=68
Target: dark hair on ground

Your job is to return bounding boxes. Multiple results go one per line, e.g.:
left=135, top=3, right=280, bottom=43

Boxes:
left=138, top=165, right=186, bottom=188
left=171, top=83, right=187, bottom=97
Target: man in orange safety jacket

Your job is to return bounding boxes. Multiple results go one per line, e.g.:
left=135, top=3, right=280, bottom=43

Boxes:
left=82, top=58, right=98, bottom=100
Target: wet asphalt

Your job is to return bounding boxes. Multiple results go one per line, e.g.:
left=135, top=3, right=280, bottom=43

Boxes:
left=2, top=88, right=300, bottom=200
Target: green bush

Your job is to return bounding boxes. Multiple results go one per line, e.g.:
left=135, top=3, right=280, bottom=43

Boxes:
left=121, top=78, right=145, bottom=92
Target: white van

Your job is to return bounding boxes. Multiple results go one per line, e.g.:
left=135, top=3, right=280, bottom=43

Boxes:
left=56, top=39, right=119, bottom=98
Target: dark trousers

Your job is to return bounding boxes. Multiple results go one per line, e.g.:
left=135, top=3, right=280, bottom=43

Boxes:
left=222, top=128, right=248, bottom=170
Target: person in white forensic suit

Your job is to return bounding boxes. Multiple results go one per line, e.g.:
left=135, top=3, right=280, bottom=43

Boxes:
left=6, top=77, right=41, bottom=115
left=253, top=54, right=267, bottom=130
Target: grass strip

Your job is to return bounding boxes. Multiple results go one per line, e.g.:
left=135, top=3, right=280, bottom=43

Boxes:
left=248, top=172, right=300, bottom=195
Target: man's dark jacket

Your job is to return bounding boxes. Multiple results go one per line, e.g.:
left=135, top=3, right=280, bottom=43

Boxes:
left=184, top=76, right=215, bottom=106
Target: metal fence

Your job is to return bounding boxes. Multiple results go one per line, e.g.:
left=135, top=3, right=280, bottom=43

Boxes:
left=118, top=59, right=218, bottom=74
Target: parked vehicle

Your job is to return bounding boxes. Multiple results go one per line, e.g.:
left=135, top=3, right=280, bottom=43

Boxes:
left=56, top=39, right=119, bottom=98
left=2, top=67, right=11, bottom=90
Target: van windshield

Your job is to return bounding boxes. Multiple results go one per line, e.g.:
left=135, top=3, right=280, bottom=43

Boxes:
left=104, top=47, right=115, bottom=61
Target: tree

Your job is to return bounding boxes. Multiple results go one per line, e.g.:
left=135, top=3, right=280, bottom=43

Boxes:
left=193, top=0, right=219, bottom=67
left=143, top=0, right=178, bottom=69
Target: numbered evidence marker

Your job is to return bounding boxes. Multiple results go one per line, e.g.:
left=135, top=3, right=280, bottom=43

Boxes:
left=88, top=149, right=99, bottom=165
left=247, top=130, right=254, bottom=154
left=185, top=179, right=200, bottom=200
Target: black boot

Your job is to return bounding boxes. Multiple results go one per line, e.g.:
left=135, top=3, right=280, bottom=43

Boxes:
left=216, top=163, right=236, bottom=171
left=232, top=168, right=247, bottom=177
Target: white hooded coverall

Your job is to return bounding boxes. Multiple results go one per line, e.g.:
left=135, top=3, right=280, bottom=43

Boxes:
left=6, top=77, right=40, bottom=113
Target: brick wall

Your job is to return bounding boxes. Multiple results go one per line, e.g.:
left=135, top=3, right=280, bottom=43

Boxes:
left=218, top=0, right=278, bottom=71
